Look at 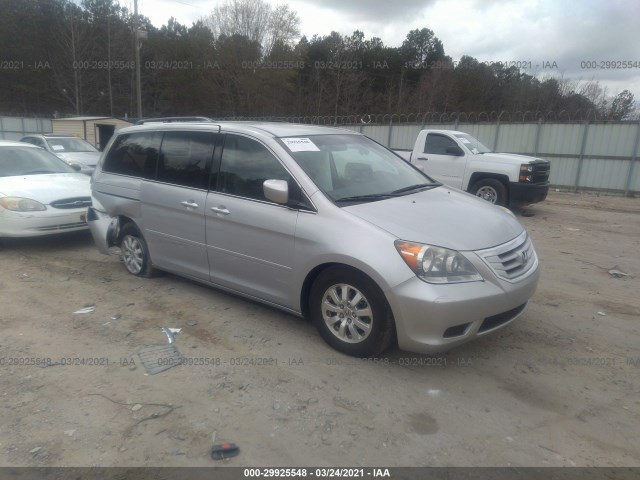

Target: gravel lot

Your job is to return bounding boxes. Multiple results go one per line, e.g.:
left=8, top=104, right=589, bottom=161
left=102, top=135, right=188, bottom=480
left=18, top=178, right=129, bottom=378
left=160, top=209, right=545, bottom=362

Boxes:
left=0, top=191, right=639, bottom=467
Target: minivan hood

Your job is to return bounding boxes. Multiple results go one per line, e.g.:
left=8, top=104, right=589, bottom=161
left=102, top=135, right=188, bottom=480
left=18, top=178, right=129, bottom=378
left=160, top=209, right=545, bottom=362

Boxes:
left=343, top=187, right=523, bottom=251
left=0, top=173, right=91, bottom=204
left=55, top=151, right=100, bottom=166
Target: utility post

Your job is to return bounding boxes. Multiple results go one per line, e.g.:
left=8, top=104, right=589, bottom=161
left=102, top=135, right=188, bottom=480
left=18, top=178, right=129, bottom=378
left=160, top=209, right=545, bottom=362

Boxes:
left=134, top=0, right=142, bottom=119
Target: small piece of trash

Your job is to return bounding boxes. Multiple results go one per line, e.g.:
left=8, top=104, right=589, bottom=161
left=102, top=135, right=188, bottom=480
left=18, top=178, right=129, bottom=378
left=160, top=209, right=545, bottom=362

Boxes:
left=73, top=306, right=95, bottom=314
left=131, top=404, right=143, bottom=412
left=608, top=267, right=630, bottom=278
left=29, top=447, right=42, bottom=454
left=187, top=320, right=198, bottom=326
left=103, top=322, right=111, bottom=326
left=161, top=327, right=182, bottom=344
left=211, top=443, right=240, bottom=460
left=111, top=314, right=122, bottom=320
left=64, top=429, right=76, bottom=437
left=211, top=431, right=217, bottom=444
left=597, top=312, right=606, bottom=316
left=426, top=389, right=441, bottom=398
left=566, top=227, right=580, bottom=232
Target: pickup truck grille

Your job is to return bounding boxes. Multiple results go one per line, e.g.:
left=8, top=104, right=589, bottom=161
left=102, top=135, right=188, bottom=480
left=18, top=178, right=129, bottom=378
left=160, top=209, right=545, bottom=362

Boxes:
left=477, top=231, right=537, bottom=282
left=50, top=197, right=92, bottom=209
left=531, top=162, right=550, bottom=184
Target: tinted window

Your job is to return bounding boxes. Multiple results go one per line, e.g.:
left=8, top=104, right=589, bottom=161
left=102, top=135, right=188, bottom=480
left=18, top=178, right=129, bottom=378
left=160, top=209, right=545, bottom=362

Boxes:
left=103, top=132, right=161, bottom=178
left=217, top=135, right=291, bottom=201
left=157, top=131, right=215, bottom=189
left=424, top=134, right=458, bottom=155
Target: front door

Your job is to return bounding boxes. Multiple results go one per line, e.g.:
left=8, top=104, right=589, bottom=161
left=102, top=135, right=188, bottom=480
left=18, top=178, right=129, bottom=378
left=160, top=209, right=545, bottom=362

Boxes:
left=205, top=134, right=298, bottom=308
left=418, top=133, right=466, bottom=188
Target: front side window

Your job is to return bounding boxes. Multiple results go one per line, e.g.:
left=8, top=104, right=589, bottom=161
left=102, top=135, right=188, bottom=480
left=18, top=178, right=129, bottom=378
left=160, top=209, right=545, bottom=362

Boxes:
left=217, top=134, right=291, bottom=201
left=102, top=132, right=162, bottom=178
left=157, top=131, right=215, bottom=189
left=424, top=133, right=459, bottom=155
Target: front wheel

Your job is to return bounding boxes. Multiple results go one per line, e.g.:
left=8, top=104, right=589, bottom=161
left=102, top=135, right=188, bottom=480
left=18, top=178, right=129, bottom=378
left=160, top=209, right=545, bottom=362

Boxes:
left=309, top=267, right=394, bottom=357
left=119, top=223, right=157, bottom=277
left=470, top=178, right=507, bottom=206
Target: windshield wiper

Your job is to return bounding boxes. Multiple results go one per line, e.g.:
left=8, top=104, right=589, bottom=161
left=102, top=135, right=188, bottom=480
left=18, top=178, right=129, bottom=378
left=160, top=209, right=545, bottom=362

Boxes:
left=335, top=193, right=396, bottom=203
left=22, top=170, right=57, bottom=175
left=390, top=183, right=438, bottom=195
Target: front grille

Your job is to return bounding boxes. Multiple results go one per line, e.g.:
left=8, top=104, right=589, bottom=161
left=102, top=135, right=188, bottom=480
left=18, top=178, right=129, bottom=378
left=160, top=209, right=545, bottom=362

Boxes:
left=531, top=162, right=550, bottom=184
left=36, top=222, right=87, bottom=231
left=478, top=303, right=526, bottom=333
left=50, top=197, right=92, bottom=209
left=477, top=231, right=537, bottom=282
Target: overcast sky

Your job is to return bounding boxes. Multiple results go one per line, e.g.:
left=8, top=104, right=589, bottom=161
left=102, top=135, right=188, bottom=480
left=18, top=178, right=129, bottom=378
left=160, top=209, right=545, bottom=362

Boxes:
left=129, top=0, right=640, bottom=105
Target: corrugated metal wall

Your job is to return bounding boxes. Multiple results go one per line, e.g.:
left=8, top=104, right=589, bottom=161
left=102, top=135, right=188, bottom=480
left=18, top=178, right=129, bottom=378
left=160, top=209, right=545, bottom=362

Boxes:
left=0, top=116, right=52, bottom=140
left=352, top=121, right=640, bottom=193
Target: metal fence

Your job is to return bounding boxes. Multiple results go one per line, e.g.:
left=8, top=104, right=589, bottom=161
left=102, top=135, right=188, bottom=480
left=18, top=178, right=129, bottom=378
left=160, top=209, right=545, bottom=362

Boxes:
left=0, top=116, right=53, bottom=140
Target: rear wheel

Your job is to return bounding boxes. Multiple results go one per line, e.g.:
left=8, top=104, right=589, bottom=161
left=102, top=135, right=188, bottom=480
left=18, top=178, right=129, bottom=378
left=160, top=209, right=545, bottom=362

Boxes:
left=310, top=266, right=394, bottom=357
left=470, top=178, right=507, bottom=206
left=119, top=223, right=157, bottom=277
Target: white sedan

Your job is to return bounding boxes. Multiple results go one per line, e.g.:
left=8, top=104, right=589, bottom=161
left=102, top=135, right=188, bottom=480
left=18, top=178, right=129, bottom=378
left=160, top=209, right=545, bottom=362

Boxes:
left=0, top=141, right=91, bottom=237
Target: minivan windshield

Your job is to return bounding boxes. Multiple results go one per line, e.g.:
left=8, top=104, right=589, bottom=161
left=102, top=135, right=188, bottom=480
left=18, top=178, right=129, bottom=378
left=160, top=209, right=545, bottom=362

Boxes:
left=280, top=134, right=438, bottom=204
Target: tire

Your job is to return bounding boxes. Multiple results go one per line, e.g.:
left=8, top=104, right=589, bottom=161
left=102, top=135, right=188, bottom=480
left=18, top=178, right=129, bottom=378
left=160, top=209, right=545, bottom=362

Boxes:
left=118, top=223, right=157, bottom=277
left=309, top=266, right=394, bottom=357
left=470, top=178, right=507, bottom=206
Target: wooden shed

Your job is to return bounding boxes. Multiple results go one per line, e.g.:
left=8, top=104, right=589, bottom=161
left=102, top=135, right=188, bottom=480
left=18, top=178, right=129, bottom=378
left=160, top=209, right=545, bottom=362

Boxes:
left=51, top=116, right=132, bottom=151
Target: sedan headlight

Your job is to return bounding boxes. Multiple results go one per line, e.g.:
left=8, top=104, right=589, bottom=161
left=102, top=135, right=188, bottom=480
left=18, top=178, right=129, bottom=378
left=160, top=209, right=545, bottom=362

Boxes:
left=394, top=240, right=482, bottom=284
left=0, top=197, right=46, bottom=211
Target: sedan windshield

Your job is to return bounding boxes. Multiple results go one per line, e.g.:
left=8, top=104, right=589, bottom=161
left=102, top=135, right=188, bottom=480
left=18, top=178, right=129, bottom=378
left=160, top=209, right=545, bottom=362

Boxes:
left=46, top=137, right=98, bottom=153
left=280, top=134, right=438, bottom=203
left=0, top=146, right=76, bottom=177
left=453, top=133, right=492, bottom=154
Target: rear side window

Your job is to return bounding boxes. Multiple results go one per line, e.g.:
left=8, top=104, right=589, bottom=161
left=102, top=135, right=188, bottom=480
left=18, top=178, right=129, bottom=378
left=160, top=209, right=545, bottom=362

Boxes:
left=424, top=133, right=458, bottom=155
left=217, top=134, right=291, bottom=201
left=157, top=131, right=215, bottom=189
left=103, top=132, right=162, bottom=177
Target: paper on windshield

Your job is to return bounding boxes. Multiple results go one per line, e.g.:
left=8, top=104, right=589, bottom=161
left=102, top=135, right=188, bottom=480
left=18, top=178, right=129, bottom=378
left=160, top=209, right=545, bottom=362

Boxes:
left=281, top=137, right=320, bottom=152
left=458, top=138, right=471, bottom=144
left=51, top=145, right=65, bottom=151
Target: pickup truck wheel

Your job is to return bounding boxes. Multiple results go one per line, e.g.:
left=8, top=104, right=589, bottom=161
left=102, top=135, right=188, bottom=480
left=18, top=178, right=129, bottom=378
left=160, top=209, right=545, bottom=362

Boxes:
left=119, top=223, right=158, bottom=278
left=471, top=179, right=507, bottom=206
left=310, top=267, right=394, bottom=357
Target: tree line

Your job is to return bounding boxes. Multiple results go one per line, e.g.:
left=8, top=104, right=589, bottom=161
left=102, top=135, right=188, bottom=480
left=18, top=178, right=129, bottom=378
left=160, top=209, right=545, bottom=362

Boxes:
left=0, top=0, right=635, bottom=121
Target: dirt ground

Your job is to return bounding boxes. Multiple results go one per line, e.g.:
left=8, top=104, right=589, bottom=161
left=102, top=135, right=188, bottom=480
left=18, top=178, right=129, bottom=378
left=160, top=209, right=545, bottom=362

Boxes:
left=0, top=191, right=639, bottom=467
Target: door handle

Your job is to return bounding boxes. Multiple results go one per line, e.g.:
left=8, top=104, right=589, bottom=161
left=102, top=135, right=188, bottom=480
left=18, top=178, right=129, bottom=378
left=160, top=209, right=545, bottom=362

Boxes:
left=417, top=156, right=429, bottom=161
left=210, top=206, right=230, bottom=215
left=180, top=200, right=199, bottom=208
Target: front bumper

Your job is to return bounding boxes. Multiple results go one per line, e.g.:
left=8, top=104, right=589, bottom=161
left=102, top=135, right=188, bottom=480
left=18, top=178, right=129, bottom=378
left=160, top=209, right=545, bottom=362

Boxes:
left=87, top=207, right=119, bottom=254
left=0, top=208, right=88, bottom=237
left=509, top=182, right=549, bottom=205
left=387, top=260, right=540, bottom=354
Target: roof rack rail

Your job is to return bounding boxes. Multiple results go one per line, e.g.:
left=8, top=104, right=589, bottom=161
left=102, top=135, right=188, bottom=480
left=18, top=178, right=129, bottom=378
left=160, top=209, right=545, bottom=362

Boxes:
left=135, top=116, right=214, bottom=125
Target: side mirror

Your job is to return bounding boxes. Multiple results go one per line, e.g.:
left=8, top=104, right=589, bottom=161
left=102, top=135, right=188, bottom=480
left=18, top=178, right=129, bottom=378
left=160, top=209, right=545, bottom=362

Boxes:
left=69, top=163, right=82, bottom=172
left=263, top=179, right=289, bottom=204
left=446, top=146, right=464, bottom=156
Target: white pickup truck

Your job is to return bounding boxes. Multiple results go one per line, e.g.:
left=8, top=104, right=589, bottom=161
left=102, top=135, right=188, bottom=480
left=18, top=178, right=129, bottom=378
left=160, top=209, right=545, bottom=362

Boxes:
left=394, top=130, right=550, bottom=206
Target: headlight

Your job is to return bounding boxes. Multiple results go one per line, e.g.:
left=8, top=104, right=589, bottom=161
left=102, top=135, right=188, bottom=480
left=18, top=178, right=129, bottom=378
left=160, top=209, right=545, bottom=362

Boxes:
left=394, top=240, right=483, bottom=284
left=0, top=197, right=46, bottom=211
left=519, top=164, right=533, bottom=182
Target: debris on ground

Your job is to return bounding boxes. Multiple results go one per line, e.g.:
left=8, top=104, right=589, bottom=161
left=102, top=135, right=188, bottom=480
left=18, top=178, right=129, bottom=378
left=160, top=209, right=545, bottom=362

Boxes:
left=211, top=442, right=240, bottom=460
left=187, top=320, right=198, bottom=326
left=73, top=305, right=95, bottom=314
left=111, top=314, right=122, bottom=320
left=131, top=404, right=143, bottom=412
left=161, top=327, right=182, bottom=344
left=597, top=312, right=606, bottom=316
left=137, top=344, right=183, bottom=375
left=608, top=266, right=631, bottom=278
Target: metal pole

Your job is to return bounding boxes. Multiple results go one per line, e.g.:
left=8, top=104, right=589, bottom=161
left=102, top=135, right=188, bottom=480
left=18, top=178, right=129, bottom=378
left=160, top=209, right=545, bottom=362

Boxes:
left=574, top=121, right=590, bottom=192
left=493, top=120, right=500, bottom=151
left=387, top=116, right=393, bottom=147
left=134, top=0, right=142, bottom=119
left=533, top=118, right=543, bottom=157
left=624, top=120, right=640, bottom=197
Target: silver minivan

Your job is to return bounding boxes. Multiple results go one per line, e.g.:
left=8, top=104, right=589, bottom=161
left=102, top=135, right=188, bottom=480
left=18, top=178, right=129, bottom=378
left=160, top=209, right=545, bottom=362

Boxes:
left=88, top=121, right=539, bottom=357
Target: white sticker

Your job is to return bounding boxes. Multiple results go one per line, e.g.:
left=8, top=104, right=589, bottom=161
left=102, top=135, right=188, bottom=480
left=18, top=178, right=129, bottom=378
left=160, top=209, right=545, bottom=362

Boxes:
left=51, top=145, right=65, bottom=151
left=459, top=138, right=471, bottom=144
left=281, top=137, right=320, bottom=152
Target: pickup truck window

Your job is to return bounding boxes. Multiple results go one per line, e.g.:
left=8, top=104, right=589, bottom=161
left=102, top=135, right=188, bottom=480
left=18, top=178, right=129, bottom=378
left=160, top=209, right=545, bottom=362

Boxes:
left=453, top=133, right=491, bottom=154
left=424, top=134, right=459, bottom=155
